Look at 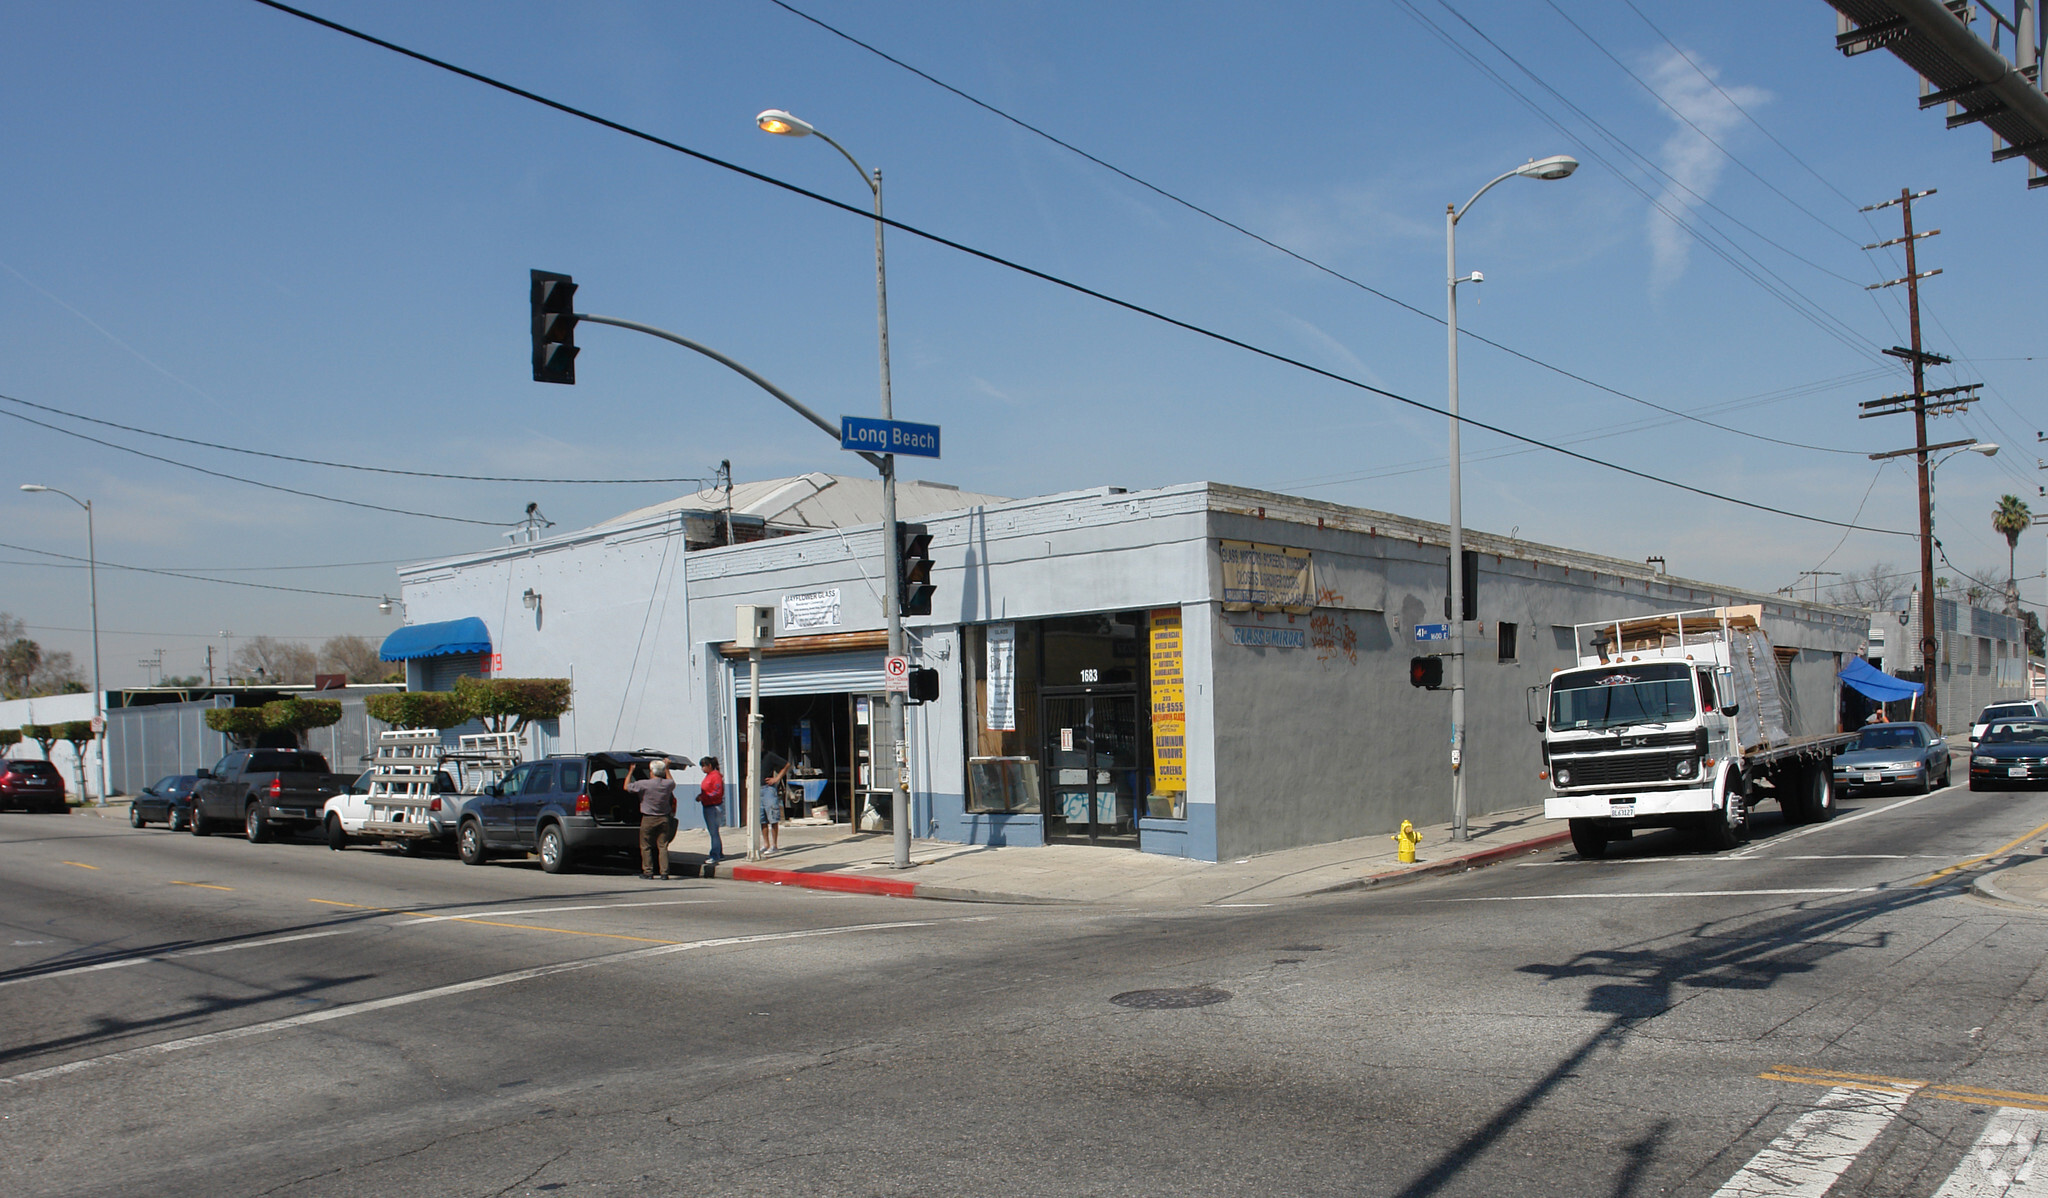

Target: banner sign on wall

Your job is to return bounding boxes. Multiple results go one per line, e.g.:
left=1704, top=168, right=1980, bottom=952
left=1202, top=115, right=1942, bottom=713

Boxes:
left=1219, top=541, right=1314, bottom=613
left=781, top=588, right=841, bottom=630
left=985, top=622, right=1016, bottom=731
left=1148, top=608, right=1187, bottom=793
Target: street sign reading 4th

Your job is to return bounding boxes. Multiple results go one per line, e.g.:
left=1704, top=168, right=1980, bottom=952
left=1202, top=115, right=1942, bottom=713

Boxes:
left=842, top=416, right=941, bottom=459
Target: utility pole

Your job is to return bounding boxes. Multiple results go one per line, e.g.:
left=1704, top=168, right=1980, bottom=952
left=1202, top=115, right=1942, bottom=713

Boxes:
left=205, top=644, right=216, bottom=687
left=1799, top=571, right=1842, bottom=603
left=1858, top=187, right=1979, bottom=733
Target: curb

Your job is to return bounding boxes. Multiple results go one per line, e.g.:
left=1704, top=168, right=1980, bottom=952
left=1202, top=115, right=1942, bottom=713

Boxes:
left=722, top=863, right=1063, bottom=905
left=1972, top=863, right=2048, bottom=910
left=1306, top=830, right=1574, bottom=897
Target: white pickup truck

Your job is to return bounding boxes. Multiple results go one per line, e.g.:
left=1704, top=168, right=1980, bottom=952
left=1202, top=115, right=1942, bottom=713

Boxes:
left=323, top=730, right=457, bottom=855
left=1535, top=605, right=1857, bottom=857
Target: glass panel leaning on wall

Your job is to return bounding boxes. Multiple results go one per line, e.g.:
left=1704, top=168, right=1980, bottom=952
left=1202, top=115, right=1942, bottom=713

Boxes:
left=967, top=756, right=1042, bottom=814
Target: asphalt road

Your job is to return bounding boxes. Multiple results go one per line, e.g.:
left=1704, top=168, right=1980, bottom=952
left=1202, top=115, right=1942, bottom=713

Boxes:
left=5, top=774, right=2048, bottom=1198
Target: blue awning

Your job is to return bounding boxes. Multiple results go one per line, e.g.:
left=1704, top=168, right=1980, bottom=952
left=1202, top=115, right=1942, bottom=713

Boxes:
left=380, top=617, right=492, bottom=662
left=1839, top=656, right=1924, bottom=702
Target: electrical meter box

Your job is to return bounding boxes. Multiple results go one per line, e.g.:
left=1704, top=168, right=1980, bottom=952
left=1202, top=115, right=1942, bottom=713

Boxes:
left=735, top=604, right=776, bottom=650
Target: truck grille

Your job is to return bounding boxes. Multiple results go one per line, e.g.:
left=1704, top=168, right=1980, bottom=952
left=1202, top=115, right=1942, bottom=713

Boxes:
left=1550, top=730, right=1699, bottom=753
left=1554, top=752, right=1687, bottom=787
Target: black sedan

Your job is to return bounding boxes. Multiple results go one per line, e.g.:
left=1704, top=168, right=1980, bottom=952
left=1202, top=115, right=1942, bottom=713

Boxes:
left=1969, top=718, right=2048, bottom=791
left=1832, top=722, right=1951, bottom=795
left=130, top=774, right=200, bottom=829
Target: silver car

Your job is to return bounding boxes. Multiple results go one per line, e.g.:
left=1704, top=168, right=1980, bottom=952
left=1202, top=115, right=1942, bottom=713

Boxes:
left=1833, top=722, right=1950, bottom=796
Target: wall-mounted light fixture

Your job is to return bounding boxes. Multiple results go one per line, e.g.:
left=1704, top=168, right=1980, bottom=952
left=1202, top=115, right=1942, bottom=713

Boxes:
left=523, top=588, right=541, bottom=611
left=378, top=595, right=404, bottom=616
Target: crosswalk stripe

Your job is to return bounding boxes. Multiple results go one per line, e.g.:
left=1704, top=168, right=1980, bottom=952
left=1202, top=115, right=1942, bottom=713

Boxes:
left=1932, top=1107, right=2048, bottom=1197
left=1711, top=1084, right=1916, bottom=1198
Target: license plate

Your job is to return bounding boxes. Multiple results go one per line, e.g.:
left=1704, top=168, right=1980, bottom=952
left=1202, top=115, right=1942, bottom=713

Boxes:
left=2010, top=767, right=2030, bottom=778
left=1609, top=803, right=1636, bottom=818
left=1863, top=772, right=1884, bottom=783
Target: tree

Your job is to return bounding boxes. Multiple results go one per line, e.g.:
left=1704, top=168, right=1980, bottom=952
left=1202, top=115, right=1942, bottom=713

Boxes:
left=0, top=729, right=21, bottom=753
left=234, top=636, right=317, bottom=685
left=262, top=698, right=343, bottom=746
left=365, top=691, right=467, bottom=731
left=2023, top=610, right=2046, bottom=658
left=1993, top=495, right=2032, bottom=611
left=452, top=676, right=572, bottom=734
left=160, top=674, right=205, bottom=687
left=29, top=649, right=84, bottom=696
left=203, top=707, right=270, bottom=748
left=1, top=638, right=39, bottom=699
left=60, top=721, right=94, bottom=801
left=320, top=635, right=388, bottom=684
left=20, top=724, right=58, bottom=760
left=1827, top=563, right=1903, bottom=610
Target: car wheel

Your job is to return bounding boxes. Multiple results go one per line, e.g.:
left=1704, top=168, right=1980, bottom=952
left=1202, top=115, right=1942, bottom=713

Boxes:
left=190, top=805, right=212, bottom=836
left=244, top=803, right=272, bottom=844
left=458, top=820, right=489, bottom=866
left=537, top=823, right=571, bottom=874
left=396, top=837, right=430, bottom=859
left=128, top=805, right=145, bottom=828
left=1809, top=767, right=1835, bottom=823
left=1568, top=818, right=1608, bottom=859
left=170, top=808, right=188, bottom=832
left=326, top=814, right=348, bottom=851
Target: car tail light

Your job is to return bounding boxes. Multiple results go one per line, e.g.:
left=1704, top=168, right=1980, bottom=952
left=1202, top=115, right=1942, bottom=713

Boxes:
left=575, top=792, right=590, bottom=814
left=268, top=778, right=282, bottom=798
left=428, top=797, right=442, bottom=812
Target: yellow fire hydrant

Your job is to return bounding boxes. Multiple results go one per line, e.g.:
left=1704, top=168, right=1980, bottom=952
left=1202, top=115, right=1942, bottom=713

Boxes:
left=1393, top=819, right=1423, bottom=864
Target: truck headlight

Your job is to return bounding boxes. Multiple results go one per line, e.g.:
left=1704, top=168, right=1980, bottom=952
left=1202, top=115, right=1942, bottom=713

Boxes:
left=1554, top=766, right=1572, bottom=787
left=1673, top=757, right=1696, bottom=779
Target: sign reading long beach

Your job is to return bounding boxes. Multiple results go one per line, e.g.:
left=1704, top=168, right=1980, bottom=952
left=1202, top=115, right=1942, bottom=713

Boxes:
left=841, top=416, right=941, bottom=459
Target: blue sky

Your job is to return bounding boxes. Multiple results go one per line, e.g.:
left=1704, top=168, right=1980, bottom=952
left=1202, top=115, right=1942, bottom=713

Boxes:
left=4, top=0, right=2042, bottom=685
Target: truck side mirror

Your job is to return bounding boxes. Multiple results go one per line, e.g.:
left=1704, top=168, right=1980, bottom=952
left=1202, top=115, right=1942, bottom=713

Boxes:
left=195, top=768, right=212, bottom=779
left=1534, top=718, right=1547, bottom=733
left=1720, top=704, right=1739, bottom=717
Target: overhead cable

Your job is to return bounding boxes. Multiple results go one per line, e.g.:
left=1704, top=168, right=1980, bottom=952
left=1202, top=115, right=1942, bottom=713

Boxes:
left=243, top=0, right=1907, bottom=536
left=0, top=541, right=386, bottom=599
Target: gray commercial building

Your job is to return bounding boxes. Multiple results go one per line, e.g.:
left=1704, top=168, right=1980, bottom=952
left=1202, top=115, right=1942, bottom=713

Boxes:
left=388, top=477, right=1867, bottom=862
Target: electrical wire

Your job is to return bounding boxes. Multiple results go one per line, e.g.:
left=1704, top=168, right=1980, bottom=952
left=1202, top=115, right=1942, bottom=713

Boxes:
left=0, top=541, right=385, bottom=599
left=0, top=392, right=712, bottom=486
left=242, top=0, right=1911, bottom=536
left=764, top=0, right=1865, bottom=456
left=0, top=407, right=516, bottom=527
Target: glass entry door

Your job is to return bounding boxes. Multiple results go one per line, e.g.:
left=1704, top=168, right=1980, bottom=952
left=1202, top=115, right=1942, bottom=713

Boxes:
left=1042, top=692, right=1139, bottom=845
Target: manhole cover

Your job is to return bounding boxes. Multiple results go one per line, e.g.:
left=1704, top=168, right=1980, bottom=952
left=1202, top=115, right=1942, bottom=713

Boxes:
left=1110, top=987, right=1233, bottom=1010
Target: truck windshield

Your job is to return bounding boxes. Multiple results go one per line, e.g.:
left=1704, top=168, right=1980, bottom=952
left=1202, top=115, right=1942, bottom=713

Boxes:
left=1550, top=662, right=1696, bottom=730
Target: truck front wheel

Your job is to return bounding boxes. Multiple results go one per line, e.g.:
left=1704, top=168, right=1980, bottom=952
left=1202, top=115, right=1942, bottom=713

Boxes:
left=1698, top=781, right=1751, bottom=851
left=326, top=814, right=349, bottom=851
left=1568, top=819, right=1609, bottom=859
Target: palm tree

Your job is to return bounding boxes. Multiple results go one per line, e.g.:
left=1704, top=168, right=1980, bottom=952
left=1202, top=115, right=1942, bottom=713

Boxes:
left=1992, top=494, right=2032, bottom=611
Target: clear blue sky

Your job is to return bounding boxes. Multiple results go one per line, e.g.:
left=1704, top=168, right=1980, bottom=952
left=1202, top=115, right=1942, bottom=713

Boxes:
left=4, top=0, right=2042, bottom=685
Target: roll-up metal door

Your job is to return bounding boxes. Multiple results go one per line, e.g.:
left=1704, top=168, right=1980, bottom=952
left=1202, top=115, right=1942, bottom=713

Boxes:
left=423, top=653, right=488, bottom=692
left=733, top=651, right=889, bottom=698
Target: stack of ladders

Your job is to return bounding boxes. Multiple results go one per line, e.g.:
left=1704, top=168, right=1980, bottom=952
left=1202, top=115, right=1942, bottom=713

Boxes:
left=362, top=729, right=444, bottom=840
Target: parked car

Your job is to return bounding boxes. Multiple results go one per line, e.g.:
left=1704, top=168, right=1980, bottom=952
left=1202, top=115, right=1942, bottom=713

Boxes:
left=190, top=748, right=355, bottom=842
left=130, top=774, right=200, bottom=829
left=324, top=768, right=455, bottom=853
left=456, top=750, right=692, bottom=875
left=0, top=759, right=67, bottom=813
left=1831, top=722, right=1949, bottom=796
left=1970, top=700, right=2048, bottom=745
left=1969, top=718, right=2048, bottom=790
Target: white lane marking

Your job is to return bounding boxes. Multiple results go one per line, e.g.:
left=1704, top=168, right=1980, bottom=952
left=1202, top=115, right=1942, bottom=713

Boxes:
left=396, top=899, right=721, bottom=925
left=1514, top=854, right=1941, bottom=868
left=0, top=929, right=358, bottom=990
left=1439, top=888, right=1874, bottom=903
left=0, top=917, right=966, bottom=1086
left=1210, top=903, right=1271, bottom=908
left=1711, top=1084, right=1916, bottom=1198
left=1728, top=789, right=1951, bottom=859
left=1932, top=1107, right=2048, bottom=1197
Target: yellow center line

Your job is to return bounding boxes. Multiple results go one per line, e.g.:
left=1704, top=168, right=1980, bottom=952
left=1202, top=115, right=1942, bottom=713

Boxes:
left=1763, top=1065, right=2048, bottom=1110
left=1913, top=819, right=2048, bottom=886
left=307, top=898, right=683, bottom=946
left=170, top=881, right=233, bottom=891
left=60, top=861, right=99, bottom=870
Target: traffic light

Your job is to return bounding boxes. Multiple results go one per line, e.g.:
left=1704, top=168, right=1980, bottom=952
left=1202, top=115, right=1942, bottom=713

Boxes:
left=906, top=667, right=939, bottom=704
left=896, top=522, right=933, bottom=616
left=1443, top=548, right=1478, bottom=621
left=1410, top=656, right=1444, bottom=689
left=530, top=269, right=579, bottom=385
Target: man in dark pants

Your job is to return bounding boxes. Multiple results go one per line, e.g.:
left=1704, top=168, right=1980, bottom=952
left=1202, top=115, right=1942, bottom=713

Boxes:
left=624, top=759, right=677, bottom=880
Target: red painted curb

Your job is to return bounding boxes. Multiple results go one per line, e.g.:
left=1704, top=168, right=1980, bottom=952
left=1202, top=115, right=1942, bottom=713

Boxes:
left=728, top=865, right=917, bottom=898
left=1380, top=830, right=1574, bottom=882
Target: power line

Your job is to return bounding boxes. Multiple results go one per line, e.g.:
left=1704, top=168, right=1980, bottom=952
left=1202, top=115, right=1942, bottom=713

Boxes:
left=0, top=541, right=384, bottom=599
left=764, top=0, right=1865, bottom=457
left=245, top=1, right=1909, bottom=536
left=0, top=392, right=712, bottom=486
left=0, top=406, right=513, bottom=527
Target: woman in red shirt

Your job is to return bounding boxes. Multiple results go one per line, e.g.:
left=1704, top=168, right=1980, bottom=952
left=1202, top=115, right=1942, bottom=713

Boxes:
left=696, top=756, right=726, bottom=864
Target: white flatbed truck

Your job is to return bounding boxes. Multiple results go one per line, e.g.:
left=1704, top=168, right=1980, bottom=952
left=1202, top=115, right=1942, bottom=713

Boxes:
left=1534, top=605, right=1857, bottom=856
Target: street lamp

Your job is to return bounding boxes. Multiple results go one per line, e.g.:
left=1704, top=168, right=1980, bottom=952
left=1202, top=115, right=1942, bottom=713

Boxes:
left=1445, top=154, right=1577, bottom=842
left=20, top=484, right=107, bottom=803
left=758, top=107, right=912, bottom=870
left=1867, top=438, right=1997, bottom=726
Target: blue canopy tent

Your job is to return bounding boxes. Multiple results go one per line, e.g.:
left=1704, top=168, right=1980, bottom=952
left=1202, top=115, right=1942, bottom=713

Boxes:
left=1839, top=657, right=1924, bottom=703
left=379, top=617, right=492, bottom=662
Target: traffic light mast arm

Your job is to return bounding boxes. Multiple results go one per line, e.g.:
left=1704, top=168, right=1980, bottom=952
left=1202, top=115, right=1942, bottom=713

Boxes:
left=571, top=313, right=888, bottom=473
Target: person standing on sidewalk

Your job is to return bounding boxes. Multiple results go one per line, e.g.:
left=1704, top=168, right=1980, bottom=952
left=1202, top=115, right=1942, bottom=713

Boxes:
left=759, top=749, right=791, bottom=854
left=697, top=756, right=727, bottom=863
left=624, top=759, right=678, bottom=880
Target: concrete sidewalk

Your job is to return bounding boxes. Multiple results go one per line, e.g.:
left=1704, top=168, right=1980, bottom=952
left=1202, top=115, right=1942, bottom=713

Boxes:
left=1973, top=851, right=2048, bottom=909
left=667, top=805, right=1570, bottom=906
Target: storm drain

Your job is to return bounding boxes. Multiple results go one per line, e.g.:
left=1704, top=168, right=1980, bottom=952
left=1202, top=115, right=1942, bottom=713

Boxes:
left=1110, top=987, right=1233, bottom=1010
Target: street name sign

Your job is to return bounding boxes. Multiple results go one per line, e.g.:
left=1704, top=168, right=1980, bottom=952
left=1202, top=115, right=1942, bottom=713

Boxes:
left=1414, top=623, right=1450, bottom=642
left=841, top=416, right=941, bottom=459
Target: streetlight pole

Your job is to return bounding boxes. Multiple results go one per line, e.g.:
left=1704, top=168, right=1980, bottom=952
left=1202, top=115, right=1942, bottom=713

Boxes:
left=20, top=484, right=107, bottom=803
left=758, top=108, right=911, bottom=870
left=1444, top=155, right=1577, bottom=842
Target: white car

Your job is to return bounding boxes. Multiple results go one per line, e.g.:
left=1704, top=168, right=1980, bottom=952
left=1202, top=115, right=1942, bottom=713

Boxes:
left=1970, top=700, right=2048, bottom=745
left=323, top=766, right=459, bottom=853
